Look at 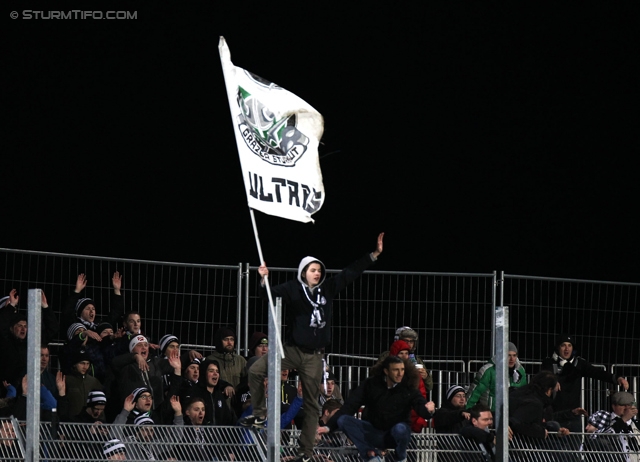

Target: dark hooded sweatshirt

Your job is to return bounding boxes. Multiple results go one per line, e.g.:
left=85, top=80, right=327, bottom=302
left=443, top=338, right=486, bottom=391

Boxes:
left=261, top=253, right=376, bottom=351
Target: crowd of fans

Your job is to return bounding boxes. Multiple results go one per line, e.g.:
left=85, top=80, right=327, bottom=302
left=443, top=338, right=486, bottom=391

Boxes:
left=0, top=271, right=637, bottom=462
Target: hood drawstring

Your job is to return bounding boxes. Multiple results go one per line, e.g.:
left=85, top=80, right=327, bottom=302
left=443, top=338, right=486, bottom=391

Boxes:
left=302, top=284, right=326, bottom=335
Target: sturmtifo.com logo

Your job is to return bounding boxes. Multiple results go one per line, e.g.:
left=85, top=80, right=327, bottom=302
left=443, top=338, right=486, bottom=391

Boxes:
left=236, top=72, right=309, bottom=167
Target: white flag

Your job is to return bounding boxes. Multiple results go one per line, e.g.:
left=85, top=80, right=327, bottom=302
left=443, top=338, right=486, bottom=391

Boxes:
left=218, top=37, right=325, bottom=223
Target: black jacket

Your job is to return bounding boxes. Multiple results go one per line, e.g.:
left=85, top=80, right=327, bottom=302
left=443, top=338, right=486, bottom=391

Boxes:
left=434, top=401, right=468, bottom=433
left=459, top=420, right=495, bottom=461
left=541, top=355, right=618, bottom=411
left=508, top=384, right=553, bottom=439
left=262, top=253, right=375, bottom=350
left=327, top=374, right=432, bottom=432
left=186, top=383, right=236, bottom=426
left=0, top=307, right=59, bottom=387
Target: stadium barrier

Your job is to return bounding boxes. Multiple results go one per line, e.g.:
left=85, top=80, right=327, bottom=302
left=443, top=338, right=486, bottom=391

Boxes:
left=2, top=249, right=639, bottom=461
left=4, top=416, right=637, bottom=461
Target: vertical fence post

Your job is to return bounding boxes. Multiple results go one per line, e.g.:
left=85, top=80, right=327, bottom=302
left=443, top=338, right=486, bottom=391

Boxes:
left=242, top=262, right=249, bottom=355
left=495, top=304, right=509, bottom=462
left=26, top=288, right=42, bottom=462
left=492, top=271, right=502, bottom=357
left=235, top=262, right=244, bottom=355
left=266, top=297, right=282, bottom=462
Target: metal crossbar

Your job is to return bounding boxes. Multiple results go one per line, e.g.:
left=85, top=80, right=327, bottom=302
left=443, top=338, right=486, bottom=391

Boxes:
left=510, top=432, right=639, bottom=462
left=5, top=418, right=639, bottom=461
left=28, top=421, right=265, bottom=461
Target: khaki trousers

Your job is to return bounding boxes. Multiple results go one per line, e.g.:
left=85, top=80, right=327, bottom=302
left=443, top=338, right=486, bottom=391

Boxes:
left=248, top=344, right=323, bottom=457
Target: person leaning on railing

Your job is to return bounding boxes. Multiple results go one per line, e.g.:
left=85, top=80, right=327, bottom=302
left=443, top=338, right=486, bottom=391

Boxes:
left=459, top=404, right=497, bottom=461
left=584, top=391, right=639, bottom=460
left=541, top=333, right=629, bottom=432
left=434, top=385, right=470, bottom=434
left=117, top=395, right=184, bottom=461
left=509, top=371, right=570, bottom=440
left=318, top=355, right=434, bottom=462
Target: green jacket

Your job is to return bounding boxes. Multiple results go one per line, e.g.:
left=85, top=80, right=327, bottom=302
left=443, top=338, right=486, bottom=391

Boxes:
left=466, top=358, right=527, bottom=412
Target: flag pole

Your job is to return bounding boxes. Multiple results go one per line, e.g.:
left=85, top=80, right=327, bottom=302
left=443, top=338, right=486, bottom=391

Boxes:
left=249, top=207, right=285, bottom=359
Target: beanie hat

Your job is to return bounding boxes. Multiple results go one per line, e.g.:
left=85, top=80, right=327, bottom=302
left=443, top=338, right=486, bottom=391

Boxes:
left=96, top=322, right=113, bottom=335
left=134, top=415, right=154, bottom=426
left=555, top=334, right=575, bottom=350
left=390, top=340, right=412, bottom=357
left=214, top=327, right=236, bottom=351
left=507, top=342, right=518, bottom=354
left=249, top=332, right=268, bottom=353
left=132, top=387, right=151, bottom=402
left=184, top=357, right=201, bottom=372
left=217, top=327, right=235, bottom=340
left=10, top=312, right=27, bottom=327
left=86, top=390, right=107, bottom=407
left=67, top=323, right=86, bottom=340
left=159, top=334, right=179, bottom=356
left=103, top=439, right=125, bottom=457
left=75, top=298, right=94, bottom=318
left=446, top=385, right=466, bottom=402
left=219, top=327, right=235, bottom=338
left=129, top=335, right=148, bottom=352
left=73, top=349, right=91, bottom=365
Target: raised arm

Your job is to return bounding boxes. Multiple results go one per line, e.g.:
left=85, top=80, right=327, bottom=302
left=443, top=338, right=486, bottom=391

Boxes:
left=371, top=232, right=384, bottom=259
left=258, top=263, right=269, bottom=286
left=108, top=272, right=125, bottom=329
left=0, top=289, right=19, bottom=337
left=40, top=291, right=60, bottom=344
left=257, top=263, right=292, bottom=302
left=62, top=275, right=87, bottom=328
left=75, top=274, right=87, bottom=293
left=8, top=289, right=19, bottom=308
left=112, top=271, right=122, bottom=296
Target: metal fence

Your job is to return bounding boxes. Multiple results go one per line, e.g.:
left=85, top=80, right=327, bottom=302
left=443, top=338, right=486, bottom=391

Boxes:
left=0, top=249, right=243, bottom=347
left=0, top=249, right=499, bottom=361
left=3, top=251, right=638, bottom=366
left=242, top=264, right=498, bottom=364
left=1, top=248, right=638, bottom=398
left=3, top=416, right=638, bottom=461
left=2, top=249, right=640, bottom=461
left=502, top=274, right=640, bottom=370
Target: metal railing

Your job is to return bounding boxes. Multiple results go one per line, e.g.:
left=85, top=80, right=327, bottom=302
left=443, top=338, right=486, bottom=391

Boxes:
left=3, top=249, right=640, bottom=462
left=4, top=249, right=639, bottom=369
left=6, top=417, right=637, bottom=462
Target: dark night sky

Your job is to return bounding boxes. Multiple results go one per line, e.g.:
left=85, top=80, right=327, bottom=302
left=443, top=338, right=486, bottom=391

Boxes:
left=5, top=3, right=639, bottom=283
